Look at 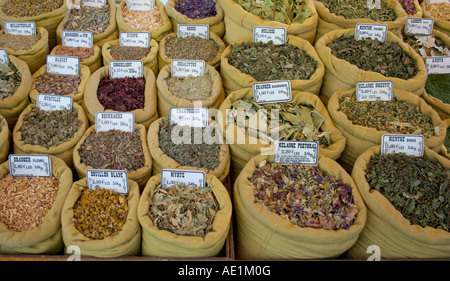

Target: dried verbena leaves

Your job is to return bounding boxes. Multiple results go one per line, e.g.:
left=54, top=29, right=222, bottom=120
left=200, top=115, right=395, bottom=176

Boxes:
left=1, top=0, right=63, bottom=17
left=0, top=174, right=59, bottom=232
left=108, top=46, right=151, bottom=60
left=147, top=183, right=219, bottom=238
left=65, top=4, right=111, bottom=34
left=165, top=36, right=220, bottom=62
left=0, top=34, right=42, bottom=51
left=319, top=0, right=397, bottom=21
left=34, top=72, right=82, bottom=96
left=164, top=74, right=213, bottom=101
left=54, top=46, right=94, bottom=62
left=235, top=0, right=311, bottom=24
left=0, top=62, right=21, bottom=100
left=73, top=186, right=129, bottom=240
left=250, top=161, right=358, bottom=230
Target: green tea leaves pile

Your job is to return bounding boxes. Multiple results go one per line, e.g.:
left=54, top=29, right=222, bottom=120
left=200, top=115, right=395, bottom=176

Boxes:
left=235, top=0, right=311, bottom=24
left=319, top=0, right=397, bottom=21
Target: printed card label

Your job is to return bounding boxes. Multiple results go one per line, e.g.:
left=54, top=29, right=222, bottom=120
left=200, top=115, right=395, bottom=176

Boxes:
left=381, top=134, right=424, bottom=157
left=126, top=0, right=155, bottom=11
left=95, top=112, right=135, bottom=132
left=177, top=24, right=209, bottom=39
left=170, top=107, right=208, bottom=127
left=425, top=56, right=450, bottom=74
left=405, top=18, right=434, bottom=35
left=426, top=0, right=449, bottom=4
left=356, top=81, right=394, bottom=101
left=355, top=23, right=388, bottom=42
left=171, top=60, right=205, bottom=77
left=109, top=60, right=143, bottom=78
left=82, top=0, right=107, bottom=7
left=46, top=55, right=80, bottom=76
left=86, top=169, right=129, bottom=194
left=36, top=94, right=73, bottom=111
left=253, top=80, right=292, bottom=104
left=253, top=26, right=287, bottom=45
left=62, top=31, right=93, bottom=48
left=0, top=49, right=9, bottom=63
left=274, top=141, right=319, bottom=166
left=9, top=155, right=51, bottom=178
left=161, top=169, right=206, bottom=188
left=4, top=22, right=36, bottom=35
left=119, top=32, right=151, bottom=47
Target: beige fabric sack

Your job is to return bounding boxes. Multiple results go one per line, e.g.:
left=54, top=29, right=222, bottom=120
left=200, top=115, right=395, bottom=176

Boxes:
left=61, top=178, right=141, bottom=258
left=50, top=44, right=102, bottom=75
left=138, top=173, right=232, bottom=257
left=347, top=145, right=450, bottom=259
left=440, top=119, right=450, bottom=160
left=0, top=155, right=73, bottom=254
left=234, top=153, right=366, bottom=259
left=421, top=1, right=450, bottom=37
left=315, top=28, right=428, bottom=105
left=220, top=35, right=325, bottom=96
left=0, top=114, right=9, bottom=164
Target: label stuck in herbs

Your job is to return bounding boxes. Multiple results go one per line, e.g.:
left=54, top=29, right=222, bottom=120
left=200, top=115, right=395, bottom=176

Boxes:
left=177, top=24, right=209, bottom=39
left=95, top=111, right=135, bottom=132
left=169, top=107, right=208, bottom=127
left=355, top=81, right=394, bottom=101
left=253, top=26, right=287, bottom=45
left=171, top=59, right=205, bottom=77
left=425, top=56, right=450, bottom=74
left=119, top=32, right=151, bottom=48
left=109, top=60, right=143, bottom=79
left=404, top=18, right=434, bottom=36
left=161, top=169, right=206, bottom=188
left=4, top=21, right=36, bottom=35
left=0, top=49, right=9, bottom=63
left=253, top=80, right=292, bottom=104
left=82, top=0, right=107, bottom=7
left=9, top=154, right=52, bottom=178
left=36, top=94, right=73, bottom=111
left=46, top=55, right=80, bottom=76
left=62, top=31, right=94, bottom=48
left=381, top=134, right=424, bottom=157
left=126, top=0, right=155, bottom=11
left=354, top=23, right=388, bottom=42
left=274, top=141, right=319, bottom=165
left=86, top=169, right=129, bottom=194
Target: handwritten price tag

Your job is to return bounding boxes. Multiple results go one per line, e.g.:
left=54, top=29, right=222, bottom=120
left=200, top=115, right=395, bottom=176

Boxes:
left=356, top=81, right=393, bottom=101
left=355, top=23, right=387, bottom=42
left=9, top=154, right=52, bottom=178
left=274, top=141, right=319, bottom=165
left=425, top=56, right=450, bottom=74
left=36, top=94, right=73, bottom=111
left=62, top=31, right=93, bottom=48
left=381, top=134, right=424, bottom=157
left=126, top=0, right=155, bottom=11
left=86, top=169, right=129, bottom=194
left=119, top=32, right=151, bottom=48
left=161, top=169, right=206, bottom=188
left=95, top=112, right=135, bottom=132
left=170, top=107, right=208, bottom=127
left=4, top=21, right=36, bottom=35
left=253, top=26, right=287, bottom=45
left=46, top=55, right=80, bottom=76
left=171, top=60, right=205, bottom=77
left=109, top=60, right=143, bottom=78
left=177, top=24, right=209, bottom=39
left=253, top=80, right=292, bottom=104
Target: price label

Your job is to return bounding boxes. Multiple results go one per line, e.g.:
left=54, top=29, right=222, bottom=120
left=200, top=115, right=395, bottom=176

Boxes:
left=171, top=60, right=205, bottom=77
left=0, top=49, right=9, bottom=63
left=109, top=60, right=143, bottom=79
left=426, top=0, right=449, bottom=4
left=381, top=134, right=424, bottom=157
left=46, top=55, right=80, bottom=76
left=356, top=81, right=393, bottom=101
left=355, top=23, right=388, bottom=42
left=82, top=0, right=107, bottom=7
left=95, top=112, right=135, bottom=132
left=161, top=169, right=206, bottom=188
left=36, top=94, right=73, bottom=111
left=253, top=80, right=292, bottom=104
left=119, top=32, right=150, bottom=48
left=425, top=56, right=450, bottom=74
left=170, top=107, right=208, bottom=127
left=274, top=141, right=319, bottom=166
left=126, top=0, right=155, bottom=11
left=177, top=24, right=209, bottom=39
left=62, top=31, right=93, bottom=48
left=9, top=154, right=52, bottom=178
left=4, top=21, right=36, bottom=35
left=253, top=26, right=287, bottom=45
left=86, top=169, right=129, bottom=194
left=405, top=18, right=434, bottom=36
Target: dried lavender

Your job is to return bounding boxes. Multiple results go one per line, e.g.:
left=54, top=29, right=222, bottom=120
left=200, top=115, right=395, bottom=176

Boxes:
left=174, top=0, right=217, bottom=19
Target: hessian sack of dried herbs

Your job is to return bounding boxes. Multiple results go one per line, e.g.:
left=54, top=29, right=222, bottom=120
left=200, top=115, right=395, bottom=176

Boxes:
left=51, top=44, right=102, bottom=75
left=440, top=119, right=450, bottom=160
left=421, top=1, right=450, bottom=37
left=0, top=114, right=9, bottom=164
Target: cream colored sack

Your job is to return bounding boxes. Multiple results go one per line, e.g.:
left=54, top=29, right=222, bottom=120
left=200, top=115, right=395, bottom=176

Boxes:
left=0, top=155, right=73, bottom=254
left=347, top=145, right=450, bottom=259
left=0, top=114, right=9, bottom=164
left=440, top=119, right=450, bottom=160
left=50, top=44, right=102, bottom=75
left=421, top=1, right=450, bottom=37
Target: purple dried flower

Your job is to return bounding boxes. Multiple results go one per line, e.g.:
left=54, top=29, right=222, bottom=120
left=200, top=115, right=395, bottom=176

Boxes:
left=174, top=0, right=217, bottom=19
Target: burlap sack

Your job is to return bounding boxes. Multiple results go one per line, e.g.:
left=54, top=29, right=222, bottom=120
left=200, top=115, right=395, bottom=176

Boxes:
left=83, top=65, right=159, bottom=129
left=440, top=119, right=450, bottom=159
left=138, top=173, right=232, bottom=257
left=165, top=0, right=225, bottom=38
left=234, top=153, right=366, bottom=259
left=421, top=1, right=450, bottom=37
left=0, top=114, right=9, bottom=164
left=218, top=88, right=347, bottom=181
left=327, top=88, right=446, bottom=168
left=73, top=123, right=153, bottom=188
left=56, top=0, right=119, bottom=48
left=347, top=145, right=450, bottom=259
left=0, top=55, right=32, bottom=130
left=147, top=117, right=230, bottom=182
left=156, top=63, right=225, bottom=117
left=218, top=0, right=318, bottom=45
left=116, top=0, right=172, bottom=43
left=0, top=0, right=68, bottom=50
left=102, top=38, right=159, bottom=78
left=0, top=155, right=73, bottom=254
left=315, top=28, right=428, bottom=105
left=50, top=44, right=102, bottom=75
left=29, top=64, right=91, bottom=105
left=61, top=177, right=141, bottom=258
left=158, top=31, right=225, bottom=72
left=12, top=102, right=88, bottom=168
left=220, top=35, right=325, bottom=96
left=313, top=0, right=408, bottom=43
left=0, top=27, right=49, bottom=74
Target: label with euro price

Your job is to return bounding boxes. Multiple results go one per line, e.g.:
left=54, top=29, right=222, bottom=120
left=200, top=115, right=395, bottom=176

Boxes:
left=86, top=169, right=129, bottom=194
left=9, top=154, right=52, bottom=178
left=381, top=134, right=424, bottom=157
left=161, top=169, right=206, bottom=189
left=274, top=141, right=319, bottom=166
left=169, top=107, right=208, bottom=127
left=253, top=26, right=286, bottom=45
left=253, top=80, right=292, bottom=104
left=119, top=31, right=151, bottom=48
left=62, top=31, right=93, bottom=48
left=171, top=59, right=205, bottom=77
left=356, top=81, right=393, bottom=101
left=355, top=23, right=387, bottom=42
left=36, top=94, right=73, bottom=111
left=109, top=60, right=143, bottom=79
left=177, top=24, right=209, bottom=39
left=4, top=21, right=36, bottom=35
left=126, top=0, right=155, bottom=11
left=46, top=55, right=80, bottom=76
left=0, top=49, right=9, bottom=63
left=425, top=56, right=450, bottom=74
left=95, top=111, right=135, bottom=132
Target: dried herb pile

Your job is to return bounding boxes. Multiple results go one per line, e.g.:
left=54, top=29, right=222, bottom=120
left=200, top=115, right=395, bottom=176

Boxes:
left=339, top=96, right=438, bottom=138
left=164, top=74, right=213, bottom=101
left=0, top=174, right=59, bottom=232
left=444, top=127, right=450, bottom=151
left=366, top=153, right=449, bottom=231
left=426, top=2, right=450, bottom=22
left=97, top=76, right=145, bottom=111
left=425, top=74, right=450, bottom=104
left=235, top=0, right=310, bottom=24
left=174, top=0, right=217, bottom=19
left=147, top=183, right=219, bottom=238
left=64, top=4, right=111, bottom=34
left=0, top=62, right=21, bottom=100
left=122, top=4, right=164, bottom=30
left=78, top=129, right=146, bottom=172
left=319, top=0, right=397, bottom=21
left=73, top=186, right=129, bottom=240
left=227, top=41, right=317, bottom=81
left=250, top=160, right=358, bottom=230
left=108, top=45, right=151, bottom=60
left=164, top=36, right=220, bottom=62
left=34, top=72, right=82, bottom=97
left=402, top=32, right=450, bottom=57
left=0, top=34, right=42, bottom=51
left=1, top=0, right=63, bottom=17
left=54, top=46, right=94, bottom=62
left=328, top=36, right=418, bottom=79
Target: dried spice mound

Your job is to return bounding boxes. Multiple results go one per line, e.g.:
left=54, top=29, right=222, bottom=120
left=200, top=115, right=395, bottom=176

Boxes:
left=158, top=119, right=221, bottom=170
left=235, top=0, right=310, bottom=24
left=165, top=36, right=220, bottom=62
left=108, top=45, right=151, bottom=60
left=398, top=0, right=417, bottom=15
left=97, top=76, right=145, bottom=111
left=73, top=186, right=129, bottom=240
left=0, top=34, right=42, bottom=51
left=426, top=3, right=450, bottom=21
left=122, top=5, right=164, bottom=30
left=328, top=36, right=418, bottom=79
left=425, top=74, right=450, bottom=104
left=174, top=0, right=217, bottom=19
left=250, top=161, right=358, bottom=230
left=1, top=0, right=63, bottom=17
left=78, top=129, right=146, bottom=172
left=339, top=96, right=439, bottom=138
left=227, top=41, right=317, bottom=81
left=54, top=46, right=94, bottom=62
left=0, top=174, right=59, bottom=232
left=164, top=74, right=213, bottom=101
left=64, top=4, right=111, bottom=34
left=148, top=183, right=219, bottom=238
left=20, top=106, right=82, bottom=148
left=34, top=72, right=82, bottom=96
left=319, top=0, right=397, bottom=21
left=0, top=62, right=21, bottom=100
left=366, top=153, right=450, bottom=231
